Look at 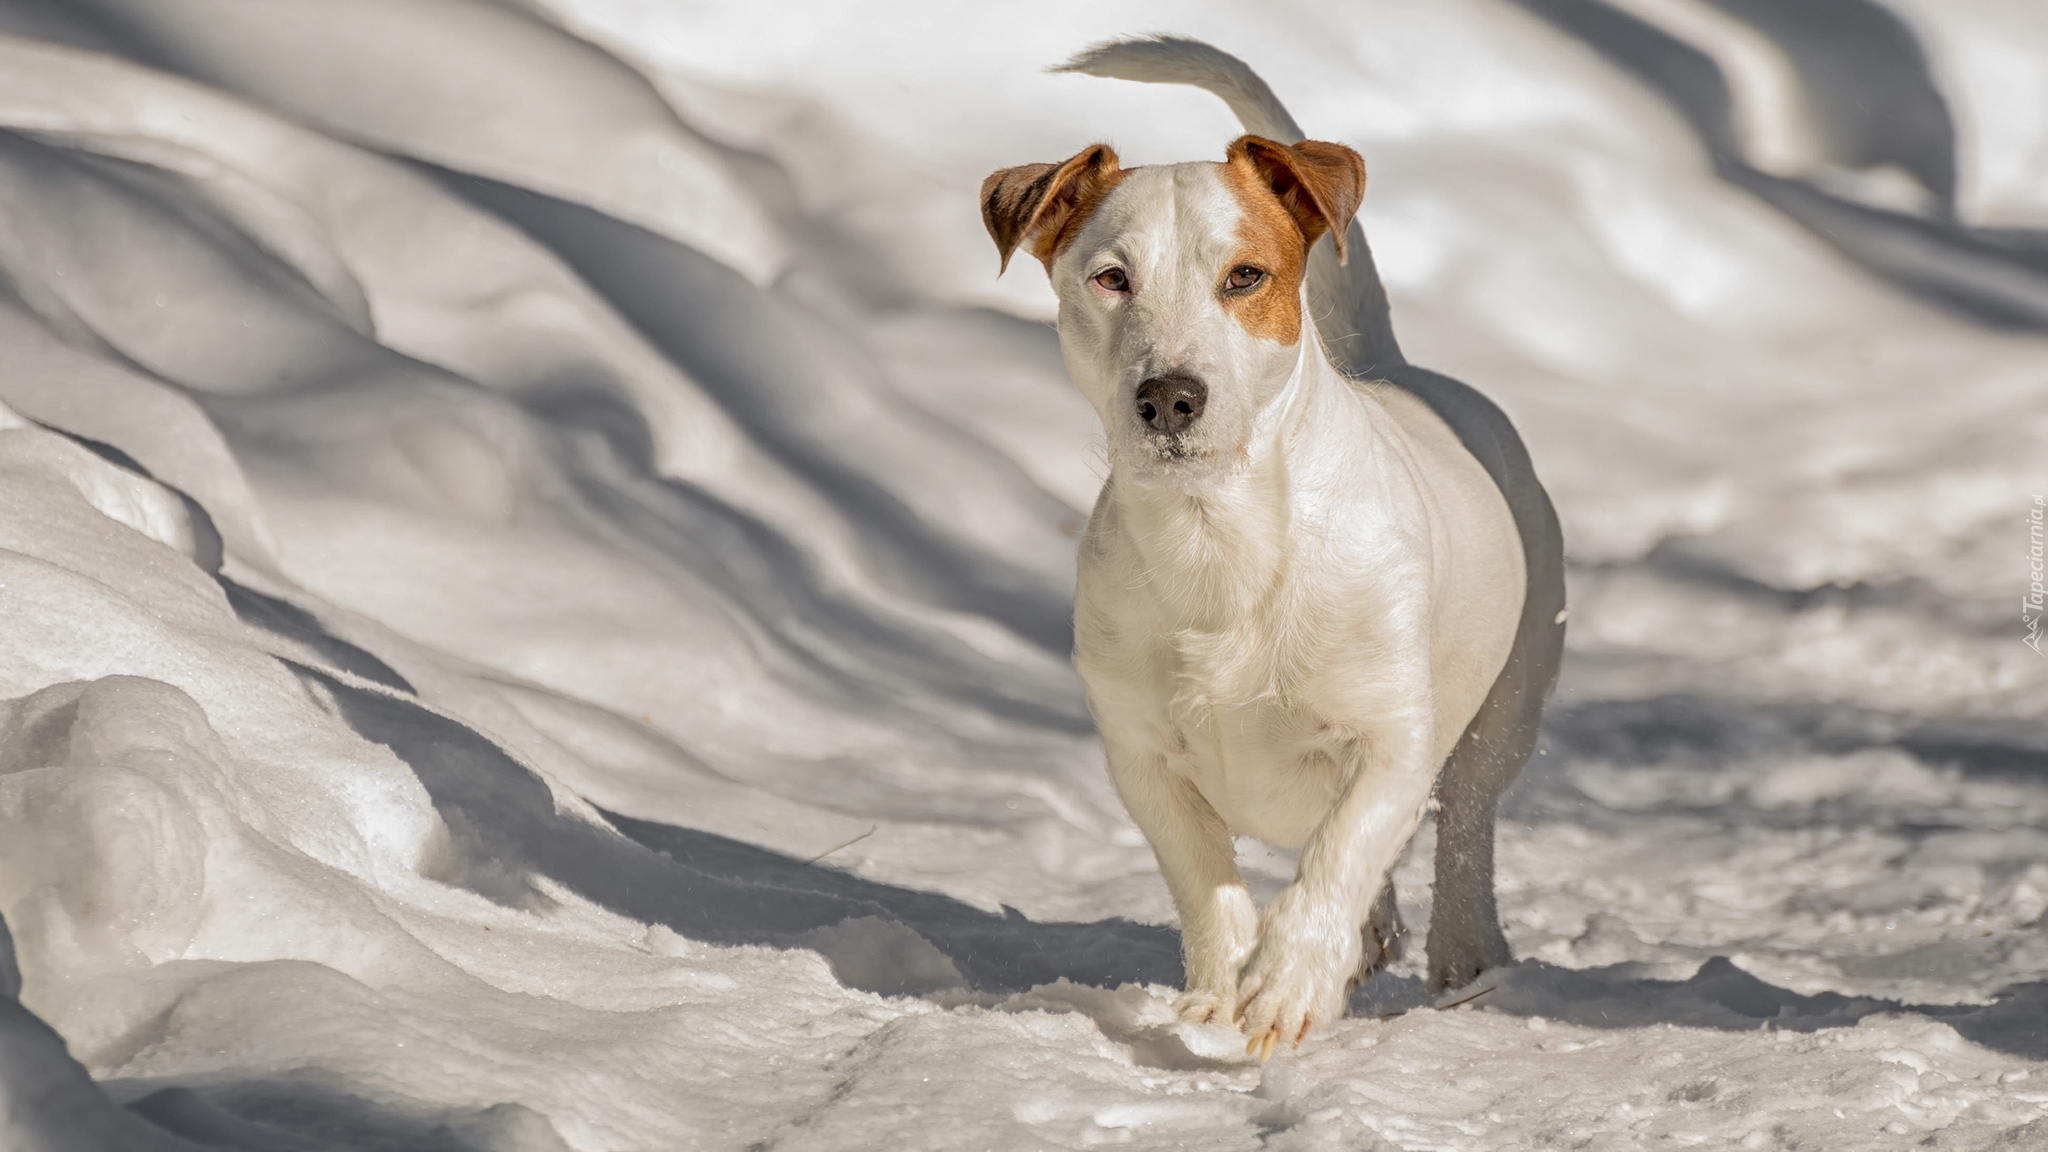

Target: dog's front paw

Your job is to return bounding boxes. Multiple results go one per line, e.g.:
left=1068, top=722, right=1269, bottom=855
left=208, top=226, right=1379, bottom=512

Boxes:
left=1176, top=883, right=1259, bottom=1027
left=1234, top=894, right=1360, bottom=1059
left=1172, top=985, right=1238, bottom=1025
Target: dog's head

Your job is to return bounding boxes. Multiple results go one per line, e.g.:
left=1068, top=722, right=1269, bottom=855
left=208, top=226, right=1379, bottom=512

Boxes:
left=982, top=135, right=1364, bottom=482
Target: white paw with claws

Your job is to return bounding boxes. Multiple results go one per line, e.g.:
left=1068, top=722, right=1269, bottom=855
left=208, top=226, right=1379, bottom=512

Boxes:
left=1233, top=891, right=1360, bottom=1060
left=1172, top=986, right=1238, bottom=1026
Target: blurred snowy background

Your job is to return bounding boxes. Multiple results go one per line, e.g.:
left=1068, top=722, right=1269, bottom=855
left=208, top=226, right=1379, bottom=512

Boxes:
left=0, top=1, right=2046, bottom=1148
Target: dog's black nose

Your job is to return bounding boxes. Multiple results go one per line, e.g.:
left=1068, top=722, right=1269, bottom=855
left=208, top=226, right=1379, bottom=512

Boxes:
left=1135, top=375, right=1207, bottom=435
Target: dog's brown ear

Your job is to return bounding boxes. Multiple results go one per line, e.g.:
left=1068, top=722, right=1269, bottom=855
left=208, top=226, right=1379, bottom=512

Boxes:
left=1226, top=136, right=1365, bottom=264
left=981, top=143, right=1125, bottom=273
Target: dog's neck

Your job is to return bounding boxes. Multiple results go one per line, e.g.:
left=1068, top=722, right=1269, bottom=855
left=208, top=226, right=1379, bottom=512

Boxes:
left=1106, top=330, right=1361, bottom=627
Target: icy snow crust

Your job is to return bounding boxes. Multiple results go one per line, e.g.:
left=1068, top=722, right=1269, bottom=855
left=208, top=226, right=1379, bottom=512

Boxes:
left=0, top=0, right=2046, bottom=1148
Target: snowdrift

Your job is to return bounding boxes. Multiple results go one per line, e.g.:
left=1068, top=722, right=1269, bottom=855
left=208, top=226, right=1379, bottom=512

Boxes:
left=1, top=1, right=2045, bottom=1148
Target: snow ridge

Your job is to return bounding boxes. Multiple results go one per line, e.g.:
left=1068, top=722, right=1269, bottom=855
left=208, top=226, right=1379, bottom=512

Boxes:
left=0, top=1, right=2046, bottom=1149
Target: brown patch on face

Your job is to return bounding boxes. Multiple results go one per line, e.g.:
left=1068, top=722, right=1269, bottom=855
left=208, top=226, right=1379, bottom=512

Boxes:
left=1217, top=153, right=1310, bottom=345
left=980, top=145, right=1131, bottom=273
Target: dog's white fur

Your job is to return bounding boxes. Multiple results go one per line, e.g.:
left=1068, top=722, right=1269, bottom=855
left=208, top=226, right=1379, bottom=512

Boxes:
left=985, top=38, right=1563, bottom=1056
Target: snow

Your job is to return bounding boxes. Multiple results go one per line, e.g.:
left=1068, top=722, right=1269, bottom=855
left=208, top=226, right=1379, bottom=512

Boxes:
left=1890, top=0, right=2048, bottom=230
left=0, top=1, right=2045, bottom=1149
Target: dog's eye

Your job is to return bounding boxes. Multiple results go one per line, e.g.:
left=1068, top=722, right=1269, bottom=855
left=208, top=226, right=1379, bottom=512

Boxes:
left=1093, top=268, right=1130, bottom=293
left=1224, top=266, right=1264, bottom=291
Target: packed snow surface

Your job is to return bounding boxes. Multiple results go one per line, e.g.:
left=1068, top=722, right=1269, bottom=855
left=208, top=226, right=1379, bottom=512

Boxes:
left=1, top=1, right=2046, bottom=1149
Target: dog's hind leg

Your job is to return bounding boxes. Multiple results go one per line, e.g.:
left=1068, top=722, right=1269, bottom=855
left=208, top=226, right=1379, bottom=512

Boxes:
left=1425, top=626, right=1557, bottom=992
left=1427, top=444, right=1567, bottom=993
left=1425, top=738, right=1520, bottom=993
left=1358, top=881, right=1405, bottom=984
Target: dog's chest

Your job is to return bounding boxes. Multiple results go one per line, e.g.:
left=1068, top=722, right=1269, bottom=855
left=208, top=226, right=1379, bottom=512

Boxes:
left=1160, top=601, right=1358, bottom=848
left=1079, top=486, right=1384, bottom=846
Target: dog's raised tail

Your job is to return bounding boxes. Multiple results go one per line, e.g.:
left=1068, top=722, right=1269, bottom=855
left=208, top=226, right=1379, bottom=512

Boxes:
left=1053, top=36, right=1305, bottom=144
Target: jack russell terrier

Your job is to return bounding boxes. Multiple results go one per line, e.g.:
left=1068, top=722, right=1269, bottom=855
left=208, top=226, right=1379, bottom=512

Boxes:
left=981, top=37, right=1565, bottom=1058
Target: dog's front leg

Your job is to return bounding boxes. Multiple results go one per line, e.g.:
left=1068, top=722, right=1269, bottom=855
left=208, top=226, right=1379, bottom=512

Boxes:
left=1237, top=719, right=1438, bottom=1056
left=1107, top=743, right=1258, bottom=1025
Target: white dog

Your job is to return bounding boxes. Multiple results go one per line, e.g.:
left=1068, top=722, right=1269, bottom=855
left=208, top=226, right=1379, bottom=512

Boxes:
left=982, top=38, right=1566, bottom=1058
